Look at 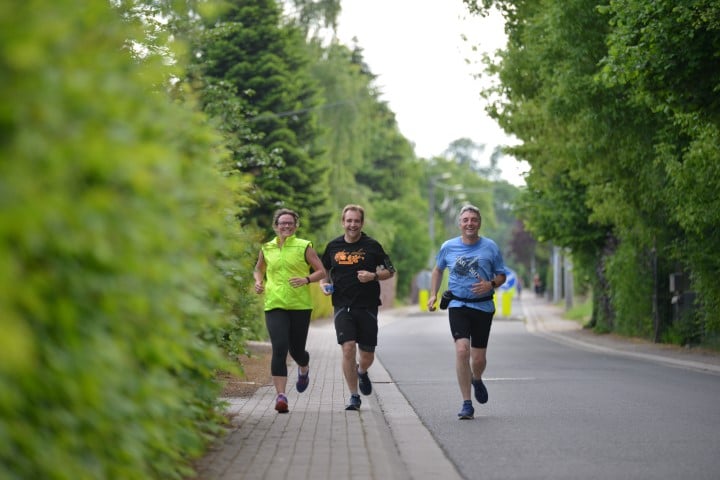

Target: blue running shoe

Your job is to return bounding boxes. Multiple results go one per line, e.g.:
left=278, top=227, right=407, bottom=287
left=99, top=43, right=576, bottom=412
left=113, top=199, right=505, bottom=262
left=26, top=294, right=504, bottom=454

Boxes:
left=472, top=378, right=488, bottom=404
left=457, top=401, right=474, bottom=420
left=296, top=366, right=309, bottom=393
left=345, top=394, right=361, bottom=411
left=358, top=369, right=372, bottom=396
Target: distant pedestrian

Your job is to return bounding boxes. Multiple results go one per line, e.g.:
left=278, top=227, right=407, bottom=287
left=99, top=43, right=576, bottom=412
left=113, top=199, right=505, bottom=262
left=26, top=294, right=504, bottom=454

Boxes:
left=320, top=204, right=396, bottom=411
left=533, top=273, right=542, bottom=297
left=427, top=204, right=506, bottom=419
left=516, top=276, right=522, bottom=299
left=253, top=208, right=326, bottom=413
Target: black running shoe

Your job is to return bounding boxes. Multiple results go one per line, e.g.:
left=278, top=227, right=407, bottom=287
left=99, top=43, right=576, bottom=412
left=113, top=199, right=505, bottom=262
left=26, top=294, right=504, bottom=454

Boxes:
left=472, top=378, right=488, bottom=404
left=358, top=369, right=372, bottom=396
left=345, top=394, right=361, bottom=411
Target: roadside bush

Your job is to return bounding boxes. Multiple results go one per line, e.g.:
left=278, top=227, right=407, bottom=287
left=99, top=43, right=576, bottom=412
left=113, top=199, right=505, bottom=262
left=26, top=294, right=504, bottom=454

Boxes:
left=605, top=239, right=655, bottom=338
left=0, top=1, right=247, bottom=478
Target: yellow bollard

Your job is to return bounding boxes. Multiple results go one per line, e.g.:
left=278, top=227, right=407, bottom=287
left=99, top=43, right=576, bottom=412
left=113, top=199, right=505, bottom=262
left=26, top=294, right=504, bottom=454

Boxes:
left=500, top=289, right=514, bottom=317
left=419, top=289, right=429, bottom=311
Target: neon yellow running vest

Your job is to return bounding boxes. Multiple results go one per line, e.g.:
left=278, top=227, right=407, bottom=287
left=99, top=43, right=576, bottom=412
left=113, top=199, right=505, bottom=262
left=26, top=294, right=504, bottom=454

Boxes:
left=261, top=235, right=313, bottom=311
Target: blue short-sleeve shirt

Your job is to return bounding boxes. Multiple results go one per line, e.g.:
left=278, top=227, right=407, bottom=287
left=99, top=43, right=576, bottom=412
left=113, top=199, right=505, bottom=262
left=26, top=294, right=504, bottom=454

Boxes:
left=436, top=236, right=506, bottom=312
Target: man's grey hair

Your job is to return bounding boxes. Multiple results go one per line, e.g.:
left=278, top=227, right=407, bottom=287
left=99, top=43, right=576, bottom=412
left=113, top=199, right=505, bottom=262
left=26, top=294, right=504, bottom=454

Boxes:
left=458, top=204, right=481, bottom=218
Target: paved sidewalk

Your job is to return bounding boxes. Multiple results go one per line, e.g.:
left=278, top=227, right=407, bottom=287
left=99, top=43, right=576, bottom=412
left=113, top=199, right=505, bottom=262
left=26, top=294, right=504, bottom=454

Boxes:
left=194, top=312, right=462, bottom=480
left=195, top=297, right=720, bottom=479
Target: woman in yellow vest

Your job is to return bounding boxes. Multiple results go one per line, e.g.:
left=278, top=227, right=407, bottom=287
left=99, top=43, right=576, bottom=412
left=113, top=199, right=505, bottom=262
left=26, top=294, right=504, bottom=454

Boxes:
left=253, top=208, right=326, bottom=413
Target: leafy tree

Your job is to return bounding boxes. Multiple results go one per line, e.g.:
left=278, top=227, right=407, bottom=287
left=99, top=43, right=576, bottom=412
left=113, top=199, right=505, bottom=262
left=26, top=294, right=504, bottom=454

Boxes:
left=508, top=220, right=536, bottom=275
left=285, top=0, right=343, bottom=33
left=600, top=0, right=720, bottom=339
left=444, top=137, right=502, bottom=180
left=192, top=0, right=331, bottom=233
left=445, top=138, right=486, bottom=170
left=487, top=180, right=521, bottom=258
left=469, top=0, right=627, bottom=329
left=306, top=39, right=428, bottom=298
left=307, top=41, right=376, bottom=243
left=505, top=0, right=609, bottom=214
left=467, top=0, right=720, bottom=343
left=425, top=157, right=495, bottom=242
left=356, top=101, right=418, bottom=201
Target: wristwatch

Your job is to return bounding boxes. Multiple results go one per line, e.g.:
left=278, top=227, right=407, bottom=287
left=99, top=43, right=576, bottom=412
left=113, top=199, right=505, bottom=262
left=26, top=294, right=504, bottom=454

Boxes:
left=490, top=279, right=497, bottom=288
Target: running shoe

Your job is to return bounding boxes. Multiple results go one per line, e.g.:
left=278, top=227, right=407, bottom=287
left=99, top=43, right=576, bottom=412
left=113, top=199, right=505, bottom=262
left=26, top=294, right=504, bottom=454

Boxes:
left=472, top=378, right=488, bottom=404
left=275, top=394, right=289, bottom=413
left=345, top=394, right=361, bottom=411
left=457, top=401, right=474, bottom=420
left=296, top=366, right=309, bottom=393
left=358, top=368, right=372, bottom=396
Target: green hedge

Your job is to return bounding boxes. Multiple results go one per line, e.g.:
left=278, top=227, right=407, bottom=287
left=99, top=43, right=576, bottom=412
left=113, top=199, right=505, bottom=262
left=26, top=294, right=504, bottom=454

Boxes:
left=0, top=2, right=250, bottom=478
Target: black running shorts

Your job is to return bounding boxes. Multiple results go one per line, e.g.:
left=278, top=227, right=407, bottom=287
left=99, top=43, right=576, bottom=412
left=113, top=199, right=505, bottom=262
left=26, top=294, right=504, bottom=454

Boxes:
left=449, top=306, right=494, bottom=348
left=333, top=306, right=379, bottom=352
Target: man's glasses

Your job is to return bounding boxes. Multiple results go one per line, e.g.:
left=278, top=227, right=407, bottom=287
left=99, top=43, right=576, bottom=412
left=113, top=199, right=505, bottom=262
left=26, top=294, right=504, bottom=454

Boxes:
left=277, top=222, right=296, bottom=227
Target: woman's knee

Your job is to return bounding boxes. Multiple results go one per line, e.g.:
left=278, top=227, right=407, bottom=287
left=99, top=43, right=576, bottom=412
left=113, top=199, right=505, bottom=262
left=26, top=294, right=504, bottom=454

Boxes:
left=289, top=348, right=309, bottom=367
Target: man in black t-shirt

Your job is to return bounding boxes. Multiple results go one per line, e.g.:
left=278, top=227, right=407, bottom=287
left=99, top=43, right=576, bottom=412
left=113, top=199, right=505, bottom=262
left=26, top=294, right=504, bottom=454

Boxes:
left=320, top=204, right=395, bottom=411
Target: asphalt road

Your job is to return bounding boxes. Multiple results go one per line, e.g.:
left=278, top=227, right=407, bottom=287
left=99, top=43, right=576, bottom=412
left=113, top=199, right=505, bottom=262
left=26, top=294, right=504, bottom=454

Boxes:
left=377, top=310, right=720, bottom=480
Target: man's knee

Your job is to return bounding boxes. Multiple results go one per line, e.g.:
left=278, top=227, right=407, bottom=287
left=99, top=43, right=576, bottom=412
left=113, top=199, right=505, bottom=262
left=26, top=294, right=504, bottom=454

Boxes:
left=341, top=340, right=357, bottom=356
left=358, top=343, right=376, bottom=353
left=455, top=339, right=471, bottom=358
left=471, top=347, right=487, bottom=361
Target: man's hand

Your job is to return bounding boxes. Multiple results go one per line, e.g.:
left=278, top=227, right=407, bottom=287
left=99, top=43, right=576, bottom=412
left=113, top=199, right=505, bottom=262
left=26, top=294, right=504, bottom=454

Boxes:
left=357, top=270, right=377, bottom=283
left=427, top=294, right=437, bottom=312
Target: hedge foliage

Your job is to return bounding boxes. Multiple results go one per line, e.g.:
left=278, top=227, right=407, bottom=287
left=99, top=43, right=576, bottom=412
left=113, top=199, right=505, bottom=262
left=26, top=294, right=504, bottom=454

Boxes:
left=0, top=1, right=255, bottom=478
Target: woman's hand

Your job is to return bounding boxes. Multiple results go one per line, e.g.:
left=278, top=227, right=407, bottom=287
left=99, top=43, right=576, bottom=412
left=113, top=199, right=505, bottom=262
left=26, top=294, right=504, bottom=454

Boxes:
left=289, top=277, right=309, bottom=288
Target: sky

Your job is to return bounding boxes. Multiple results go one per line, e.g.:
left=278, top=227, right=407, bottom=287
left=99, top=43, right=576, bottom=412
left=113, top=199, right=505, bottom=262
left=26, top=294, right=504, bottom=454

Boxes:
left=335, top=0, right=528, bottom=186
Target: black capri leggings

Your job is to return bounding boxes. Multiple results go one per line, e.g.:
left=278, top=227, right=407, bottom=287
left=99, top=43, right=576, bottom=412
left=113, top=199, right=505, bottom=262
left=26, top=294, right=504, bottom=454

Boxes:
left=265, top=309, right=311, bottom=376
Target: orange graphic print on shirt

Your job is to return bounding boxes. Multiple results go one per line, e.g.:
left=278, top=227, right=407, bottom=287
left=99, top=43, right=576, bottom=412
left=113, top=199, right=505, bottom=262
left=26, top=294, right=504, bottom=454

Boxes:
left=334, top=249, right=365, bottom=265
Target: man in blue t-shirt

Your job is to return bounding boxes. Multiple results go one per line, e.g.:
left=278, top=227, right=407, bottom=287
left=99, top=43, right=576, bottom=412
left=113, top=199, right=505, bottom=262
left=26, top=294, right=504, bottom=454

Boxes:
left=427, top=204, right=506, bottom=420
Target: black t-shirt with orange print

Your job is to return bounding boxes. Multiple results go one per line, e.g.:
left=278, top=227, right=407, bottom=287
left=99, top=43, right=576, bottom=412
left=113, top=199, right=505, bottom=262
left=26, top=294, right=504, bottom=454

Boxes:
left=321, top=232, right=394, bottom=308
